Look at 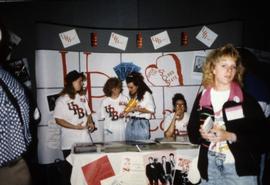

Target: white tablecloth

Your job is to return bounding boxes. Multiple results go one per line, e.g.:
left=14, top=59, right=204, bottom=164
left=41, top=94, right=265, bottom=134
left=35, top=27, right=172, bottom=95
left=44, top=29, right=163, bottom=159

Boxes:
left=67, top=144, right=200, bottom=185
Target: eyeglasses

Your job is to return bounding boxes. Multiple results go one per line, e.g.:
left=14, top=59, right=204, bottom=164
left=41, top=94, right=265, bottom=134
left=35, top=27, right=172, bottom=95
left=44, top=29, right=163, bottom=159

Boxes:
left=176, top=103, right=185, bottom=108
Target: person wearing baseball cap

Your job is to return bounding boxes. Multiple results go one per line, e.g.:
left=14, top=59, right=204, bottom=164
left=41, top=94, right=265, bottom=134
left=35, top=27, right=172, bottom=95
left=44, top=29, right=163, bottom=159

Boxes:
left=53, top=70, right=95, bottom=185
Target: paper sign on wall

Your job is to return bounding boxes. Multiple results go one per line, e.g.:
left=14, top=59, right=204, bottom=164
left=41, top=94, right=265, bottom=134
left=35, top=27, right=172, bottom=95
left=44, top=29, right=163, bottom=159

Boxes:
left=108, top=32, right=128, bottom=51
left=196, top=26, right=218, bottom=47
left=59, top=29, right=80, bottom=48
left=151, top=31, right=171, bottom=50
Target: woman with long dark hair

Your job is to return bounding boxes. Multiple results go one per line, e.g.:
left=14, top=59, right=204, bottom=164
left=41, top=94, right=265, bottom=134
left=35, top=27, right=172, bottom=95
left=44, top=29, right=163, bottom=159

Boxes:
left=124, top=72, right=155, bottom=141
left=53, top=70, right=95, bottom=185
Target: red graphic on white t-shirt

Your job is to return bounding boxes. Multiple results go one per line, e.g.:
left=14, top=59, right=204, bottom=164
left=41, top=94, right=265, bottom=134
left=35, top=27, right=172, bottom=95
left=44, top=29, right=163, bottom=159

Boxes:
left=68, top=102, right=85, bottom=119
left=105, top=105, right=123, bottom=121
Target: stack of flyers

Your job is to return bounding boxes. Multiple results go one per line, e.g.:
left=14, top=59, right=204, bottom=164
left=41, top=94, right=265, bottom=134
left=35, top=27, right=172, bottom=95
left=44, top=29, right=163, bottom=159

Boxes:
left=113, top=62, right=141, bottom=81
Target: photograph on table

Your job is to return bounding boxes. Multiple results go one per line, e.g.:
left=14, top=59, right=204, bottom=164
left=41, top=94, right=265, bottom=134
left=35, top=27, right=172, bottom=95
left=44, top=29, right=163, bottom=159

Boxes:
left=143, top=150, right=176, bottom=185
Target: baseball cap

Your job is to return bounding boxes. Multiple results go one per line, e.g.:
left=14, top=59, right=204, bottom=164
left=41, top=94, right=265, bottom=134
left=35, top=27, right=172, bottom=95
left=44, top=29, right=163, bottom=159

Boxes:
left=65, top=70, right=84, bottom=84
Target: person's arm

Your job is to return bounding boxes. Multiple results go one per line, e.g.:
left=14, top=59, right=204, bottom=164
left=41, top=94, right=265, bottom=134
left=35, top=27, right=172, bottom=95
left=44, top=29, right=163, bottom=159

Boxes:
left=164, top=114, right=177, bottom=139
left=83, top=95, right=96, bottom=131
left=133, top=106, right=153, bottom=113
left=133, top=91, right=155, bottom=113
left=203, top=124, right=237, bottom=143
left=55, top=118, right=86, bottom=130
left=87, top=114, right=96, bottom=131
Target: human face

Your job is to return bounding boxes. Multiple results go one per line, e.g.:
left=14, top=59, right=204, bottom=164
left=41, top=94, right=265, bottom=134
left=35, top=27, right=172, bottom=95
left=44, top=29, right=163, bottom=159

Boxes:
left=72, top=77, right=83, bottom=92
left=162, top=156, right=166, bottom=161
left=127, top=82, right=138, bottom=97
left=213, top=57, right=237, bottom=90
left=175, top=100, right=185, bottom=111
left=175, top=100, right=185, bottom=117
left=111, top=86, right=121, bottom=97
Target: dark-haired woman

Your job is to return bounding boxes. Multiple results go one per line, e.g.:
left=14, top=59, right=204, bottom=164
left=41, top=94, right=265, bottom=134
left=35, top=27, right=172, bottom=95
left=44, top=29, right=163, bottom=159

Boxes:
left=125, top=72, right=155, bottom=141
left=164, top=93, right=190, bottom=140
left=53, top=70, right=95, bottom=185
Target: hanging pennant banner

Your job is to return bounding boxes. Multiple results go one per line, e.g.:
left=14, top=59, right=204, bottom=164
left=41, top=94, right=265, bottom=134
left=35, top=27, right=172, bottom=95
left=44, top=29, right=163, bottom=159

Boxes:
left=151, top=30, right=171, bottom=50
left=59, top=29, right=80, bottom=48
left=108, top=32, right=128, bottom=51
left=196, top=26, right=218, bottom=47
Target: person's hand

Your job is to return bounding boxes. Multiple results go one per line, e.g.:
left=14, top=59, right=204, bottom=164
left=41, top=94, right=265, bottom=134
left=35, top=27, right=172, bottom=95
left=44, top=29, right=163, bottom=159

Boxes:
left=208, top=125, right=236, bottom=143
left=206, top=125, right=226, bottom=142
left=119, top=111, right=125, bottom=118
left=199, top=124, right=216, bottom=141
left=200, top=124, right=236, bottom=143
left=87, top=121, right=96, bottom=132
left=122, top=111, right=129, bottom=117
left=125, top=105, right=139, bottom=114
left=175, top=106, right=184, bottom=120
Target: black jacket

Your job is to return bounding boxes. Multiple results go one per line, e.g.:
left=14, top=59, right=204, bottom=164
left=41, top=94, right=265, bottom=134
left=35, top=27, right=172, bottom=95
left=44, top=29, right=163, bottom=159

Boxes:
left=188, top=89, right=269, bottom=180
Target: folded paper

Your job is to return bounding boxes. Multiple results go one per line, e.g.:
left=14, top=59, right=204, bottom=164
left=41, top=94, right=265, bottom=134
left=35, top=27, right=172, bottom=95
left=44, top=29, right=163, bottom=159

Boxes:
left=82, top=155, right=115, bottom=185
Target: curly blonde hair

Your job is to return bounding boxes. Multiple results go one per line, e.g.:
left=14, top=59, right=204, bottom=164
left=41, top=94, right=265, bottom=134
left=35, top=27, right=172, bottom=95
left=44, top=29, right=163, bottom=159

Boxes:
left=202, top=43, right=244, bottom=88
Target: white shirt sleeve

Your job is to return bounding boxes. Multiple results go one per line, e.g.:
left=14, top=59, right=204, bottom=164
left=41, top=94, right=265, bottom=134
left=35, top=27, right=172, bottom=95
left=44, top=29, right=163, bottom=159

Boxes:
left=100, top=98, right=106, bottom=120
left=53, top=96, right=66, bottom=119
left=139, top=91, right=155, bottom=113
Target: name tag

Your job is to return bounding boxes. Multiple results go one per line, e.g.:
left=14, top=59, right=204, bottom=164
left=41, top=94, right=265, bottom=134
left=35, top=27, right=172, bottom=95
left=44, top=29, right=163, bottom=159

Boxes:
left=225, top=105, right=244, bottom=121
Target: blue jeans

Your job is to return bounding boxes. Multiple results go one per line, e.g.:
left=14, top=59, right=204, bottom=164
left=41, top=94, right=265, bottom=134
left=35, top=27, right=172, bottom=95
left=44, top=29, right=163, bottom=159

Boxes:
left=200, top=151, right=257, bottom=185
left=125, top=118, right=150, bottom=141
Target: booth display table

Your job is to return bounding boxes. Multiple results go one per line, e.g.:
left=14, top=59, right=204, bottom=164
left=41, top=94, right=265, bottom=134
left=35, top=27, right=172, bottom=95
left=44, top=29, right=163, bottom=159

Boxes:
left=67, top=142, right=200, bottom=185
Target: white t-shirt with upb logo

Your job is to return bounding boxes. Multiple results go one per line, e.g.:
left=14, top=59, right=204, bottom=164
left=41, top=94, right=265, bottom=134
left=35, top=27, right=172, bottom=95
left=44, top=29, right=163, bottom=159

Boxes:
left=54, top=94, right=91, bottom=150
left=100, top=94, right=128, bottom=142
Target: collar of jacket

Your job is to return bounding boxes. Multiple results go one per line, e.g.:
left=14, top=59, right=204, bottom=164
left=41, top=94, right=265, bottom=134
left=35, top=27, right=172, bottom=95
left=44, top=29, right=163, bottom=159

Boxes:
left=199, top=82, right=243, bottom=108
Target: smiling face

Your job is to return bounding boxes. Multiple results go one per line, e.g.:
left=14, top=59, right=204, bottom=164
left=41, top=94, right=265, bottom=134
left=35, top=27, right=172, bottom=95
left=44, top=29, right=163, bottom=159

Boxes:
left=213, top=56, right=237, bottom=90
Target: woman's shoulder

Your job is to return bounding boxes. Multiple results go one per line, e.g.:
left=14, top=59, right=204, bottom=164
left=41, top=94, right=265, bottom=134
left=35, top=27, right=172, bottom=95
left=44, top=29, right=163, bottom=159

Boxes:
left=101, top=96, right=111, bottom=103
left=143, top=91, right=153, bottom=98
left=56, top=94, right=69, bottom=102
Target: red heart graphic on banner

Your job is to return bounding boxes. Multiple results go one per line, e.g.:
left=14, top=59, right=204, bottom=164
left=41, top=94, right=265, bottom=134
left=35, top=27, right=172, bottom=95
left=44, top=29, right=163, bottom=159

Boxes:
left=145, top=54, right=184, bottom=87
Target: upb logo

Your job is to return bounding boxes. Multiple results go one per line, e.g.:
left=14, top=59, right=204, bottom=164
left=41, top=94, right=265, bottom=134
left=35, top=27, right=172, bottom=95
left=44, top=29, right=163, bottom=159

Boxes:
left=68, top=102, right=85, bottom=119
